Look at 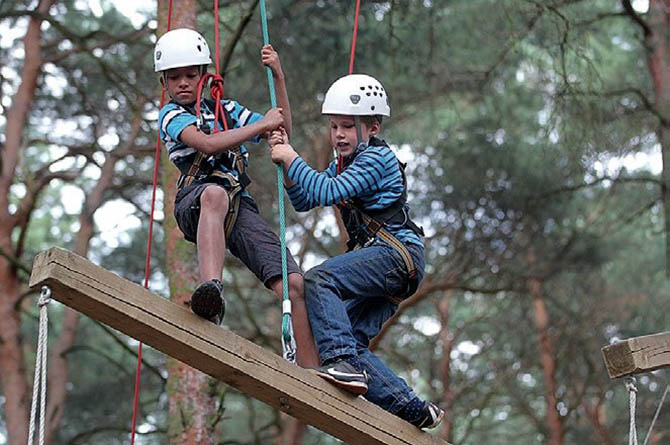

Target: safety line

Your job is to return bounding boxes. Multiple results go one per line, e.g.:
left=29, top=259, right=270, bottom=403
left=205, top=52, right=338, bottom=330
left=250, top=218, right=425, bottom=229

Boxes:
left=131, top=0, right=173, bottom=442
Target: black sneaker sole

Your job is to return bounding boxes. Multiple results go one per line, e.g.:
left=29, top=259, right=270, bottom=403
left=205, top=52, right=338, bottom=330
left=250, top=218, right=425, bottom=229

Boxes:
left=417, top=405, right=445, bottom=429
left=190, top=283, right=225, bottom=324
left=314, top=369, right=369, bottom=395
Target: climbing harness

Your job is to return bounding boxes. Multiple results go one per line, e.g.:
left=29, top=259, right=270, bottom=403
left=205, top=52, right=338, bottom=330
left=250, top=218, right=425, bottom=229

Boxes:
left=337, top=137, right=424, bottom=301
left=175, top=98, right=247, bottom=239
left=260, top=0, right=296, bottom=364
left=27, top=286, right=51, bottom=445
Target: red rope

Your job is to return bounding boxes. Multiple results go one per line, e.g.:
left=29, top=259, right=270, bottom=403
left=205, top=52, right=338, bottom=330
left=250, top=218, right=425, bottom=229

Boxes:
left=130, top=0, right=173, bottom=442
left=349, top=0, right=361, bottom=75
left=194, top=0, right=228, bottom=133
left=338, top=0, right=362, bottom=175
left=195, top=72, right=229, bottom=132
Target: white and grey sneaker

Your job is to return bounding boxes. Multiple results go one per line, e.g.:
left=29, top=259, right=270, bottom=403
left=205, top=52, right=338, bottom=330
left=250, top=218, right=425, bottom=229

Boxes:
left=413, top=401, right=445, bottom=429
left=313, top=359, right=369, bottom=395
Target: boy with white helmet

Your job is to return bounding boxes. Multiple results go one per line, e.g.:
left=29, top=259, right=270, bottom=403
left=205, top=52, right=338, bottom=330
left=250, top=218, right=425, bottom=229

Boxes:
left=268, top=74, right=444, bottom=429
left=155, top=28, right=318, bottom=367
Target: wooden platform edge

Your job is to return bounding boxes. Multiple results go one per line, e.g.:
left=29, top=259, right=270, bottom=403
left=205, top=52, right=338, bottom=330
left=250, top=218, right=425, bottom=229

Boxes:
left=29, top=247, right=450, bottom=445
left=601, top=332, right=670, bottom=379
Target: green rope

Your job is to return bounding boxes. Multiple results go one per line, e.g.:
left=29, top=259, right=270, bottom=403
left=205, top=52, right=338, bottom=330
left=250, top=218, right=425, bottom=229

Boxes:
left=260, top=0, right=296, bottom=363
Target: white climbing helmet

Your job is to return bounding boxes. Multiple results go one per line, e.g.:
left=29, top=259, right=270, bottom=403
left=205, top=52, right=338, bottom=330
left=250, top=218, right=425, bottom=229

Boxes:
left=154, top=28, right=212, bottom=72
left=321, top=74, right=391, bottom=117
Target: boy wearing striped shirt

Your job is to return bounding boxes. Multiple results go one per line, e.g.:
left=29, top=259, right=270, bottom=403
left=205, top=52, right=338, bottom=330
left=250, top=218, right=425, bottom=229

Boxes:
left=155, top=28, right=318, bottom=367
left=269, top=74, right=444, bottom=429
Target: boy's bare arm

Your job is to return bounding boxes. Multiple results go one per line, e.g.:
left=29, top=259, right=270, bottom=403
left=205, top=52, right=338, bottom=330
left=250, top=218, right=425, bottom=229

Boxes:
left=262, top=45, right=292, bottom=138
left=180, top=108, right=284, bottom=156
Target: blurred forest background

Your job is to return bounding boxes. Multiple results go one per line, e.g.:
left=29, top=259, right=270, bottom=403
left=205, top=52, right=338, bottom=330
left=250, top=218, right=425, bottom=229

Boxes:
left=1, top=0, right=668, bottom=444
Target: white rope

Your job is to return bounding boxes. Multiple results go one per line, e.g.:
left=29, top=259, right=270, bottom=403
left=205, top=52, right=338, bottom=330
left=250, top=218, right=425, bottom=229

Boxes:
left=643, top=384, right=669, bottom=445
left=625, top=377, right=638, bottom=445
left=27, top=286, right=51, bottom=445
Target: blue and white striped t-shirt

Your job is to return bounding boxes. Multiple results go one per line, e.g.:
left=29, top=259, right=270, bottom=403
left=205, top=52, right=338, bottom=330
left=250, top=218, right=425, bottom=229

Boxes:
left=158, top=98, right=263, bottom=186
left=285, top=142, right=423, bottom=247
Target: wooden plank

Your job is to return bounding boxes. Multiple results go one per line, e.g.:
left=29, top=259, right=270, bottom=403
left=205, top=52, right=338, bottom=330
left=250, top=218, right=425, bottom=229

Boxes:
left=601, top=332, right=670, bottom=379
left=29, top=247, right=450, bottom=445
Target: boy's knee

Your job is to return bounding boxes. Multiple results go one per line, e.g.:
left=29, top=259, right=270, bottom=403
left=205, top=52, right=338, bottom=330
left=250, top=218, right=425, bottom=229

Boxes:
left=199, top=186, right=229, bottom=215
left=287, top=273, right=304, bottom=300
left=303, top=267, right=330, bottom=301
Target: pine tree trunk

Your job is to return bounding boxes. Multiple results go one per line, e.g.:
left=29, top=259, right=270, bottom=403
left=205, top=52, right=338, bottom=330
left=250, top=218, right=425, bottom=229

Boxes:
left=645, top=0, right=670, bottom=275
left=437, top=291, right=454, bottom=443
left=0, top=1, right=54, bottom=443
left=528, top=276, right=564, bottom=445
left=158, top=1, right=221, bottom=443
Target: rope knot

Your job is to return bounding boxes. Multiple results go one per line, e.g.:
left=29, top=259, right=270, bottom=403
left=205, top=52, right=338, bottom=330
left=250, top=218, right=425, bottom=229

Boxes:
left=38, top=286, right=52, bottom=307
left=625, top=376, right=638, bottom=393
left=209, top=74, right=225, bottom=101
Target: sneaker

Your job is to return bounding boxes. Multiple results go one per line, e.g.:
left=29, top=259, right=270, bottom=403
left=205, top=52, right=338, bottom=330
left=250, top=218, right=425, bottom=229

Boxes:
left=190, top=279, right=225, bottom=325
left=313, top=359, right=369, bottom=395
left=412, top=401, right=444, bottom=429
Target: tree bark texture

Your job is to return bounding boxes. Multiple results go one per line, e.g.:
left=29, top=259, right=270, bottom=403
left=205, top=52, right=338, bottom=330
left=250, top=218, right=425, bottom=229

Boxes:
left=437, top=291, right=455, bottom=443
left=581, top=398, right=615, bottom=445
left=0, top=1, right=54, bottom=443
left=158, top=1, right=221, bottom=444
left=528, top=277, right=564, bottom=445
left=642, top=0, right=670, bottom=273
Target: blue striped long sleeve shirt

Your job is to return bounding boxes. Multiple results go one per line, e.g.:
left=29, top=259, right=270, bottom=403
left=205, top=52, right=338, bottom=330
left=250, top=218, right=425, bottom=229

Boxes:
left=285, top=143, right=422, bottom=247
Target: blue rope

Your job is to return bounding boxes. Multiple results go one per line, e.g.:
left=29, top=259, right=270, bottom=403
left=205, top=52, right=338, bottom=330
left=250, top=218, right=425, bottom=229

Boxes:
left=260, top=0, right=296, bottom=363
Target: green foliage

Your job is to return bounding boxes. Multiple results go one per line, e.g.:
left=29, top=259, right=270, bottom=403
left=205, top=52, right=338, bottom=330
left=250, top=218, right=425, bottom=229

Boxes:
left=2, top=0, right=669, bottom=444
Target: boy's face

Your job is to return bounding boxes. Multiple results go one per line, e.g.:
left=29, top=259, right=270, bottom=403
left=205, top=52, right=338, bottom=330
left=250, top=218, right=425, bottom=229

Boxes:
left=161, top=66, right=201, bottom=105
left=328, top=115, right=379, bottom=158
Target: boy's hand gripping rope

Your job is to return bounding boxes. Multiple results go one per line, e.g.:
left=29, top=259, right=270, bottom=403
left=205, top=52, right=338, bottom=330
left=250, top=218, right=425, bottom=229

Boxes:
left=260, top=0, right=296, bottom=364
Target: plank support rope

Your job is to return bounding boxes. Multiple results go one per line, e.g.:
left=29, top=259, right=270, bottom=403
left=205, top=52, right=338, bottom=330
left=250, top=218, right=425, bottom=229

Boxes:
left=643, top=385, right=668, bottom=445
left=625, top=377, right=639, bottom=445
left=27, top=285, right=51, bottom=445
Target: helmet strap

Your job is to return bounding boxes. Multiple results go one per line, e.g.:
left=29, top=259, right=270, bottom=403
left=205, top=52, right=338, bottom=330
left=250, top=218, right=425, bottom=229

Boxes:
left=354, top=116, right=364, bottom=149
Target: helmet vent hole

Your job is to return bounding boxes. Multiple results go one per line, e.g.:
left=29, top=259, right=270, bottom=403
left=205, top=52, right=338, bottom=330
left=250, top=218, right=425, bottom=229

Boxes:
left=371, top=105, right=376, bottom=110
left=197, top=45, right=202, bottom=52
left=366, top=92, right=371, bottom=96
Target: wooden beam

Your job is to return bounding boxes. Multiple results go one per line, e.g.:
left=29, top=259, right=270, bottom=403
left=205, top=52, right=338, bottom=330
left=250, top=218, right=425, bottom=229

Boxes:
left=29, top=247, right=450, bottom=445
left=601, top=332, right=670, bottom=379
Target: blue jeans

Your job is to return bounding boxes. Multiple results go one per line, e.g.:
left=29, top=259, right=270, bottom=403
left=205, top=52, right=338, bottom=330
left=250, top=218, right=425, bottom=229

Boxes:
left=304, top=240, right=425, bottom=416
